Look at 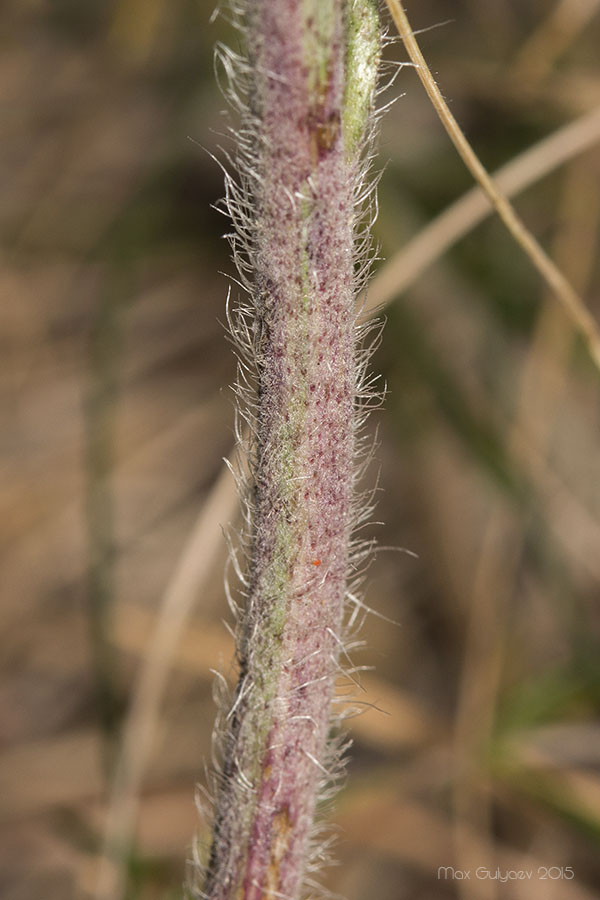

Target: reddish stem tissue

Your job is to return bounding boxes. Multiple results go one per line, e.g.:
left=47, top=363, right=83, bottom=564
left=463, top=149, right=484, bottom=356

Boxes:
left=194, top=2, right=381, bottom=898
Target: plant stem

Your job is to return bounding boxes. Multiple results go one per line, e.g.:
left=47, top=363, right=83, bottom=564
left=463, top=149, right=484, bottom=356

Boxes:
left=195, top=2, right=380, bottom=899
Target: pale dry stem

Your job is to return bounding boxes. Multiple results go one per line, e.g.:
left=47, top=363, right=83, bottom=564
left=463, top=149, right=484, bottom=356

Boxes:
left=94, top=460, right=240, bottom=900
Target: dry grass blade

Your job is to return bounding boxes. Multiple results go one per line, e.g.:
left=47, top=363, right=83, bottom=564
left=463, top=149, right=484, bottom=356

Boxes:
left=383, top=0, right=600, bottom=374
left=367, top=104, right=600, bottom=312
left=94, top=458, right=239, bottom=900
left=450, top=161, right=600, bottom=900
left=512, top=0, right=600, bottom=85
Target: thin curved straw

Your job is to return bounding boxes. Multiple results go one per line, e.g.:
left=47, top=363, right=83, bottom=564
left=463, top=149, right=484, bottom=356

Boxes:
left=94, top=461, right=239, bottom=900
left=383, top=0, right=600, bottom=373
left=367, top=103, right=600, bottom=313
left=512, top=0, right=600, bottom=86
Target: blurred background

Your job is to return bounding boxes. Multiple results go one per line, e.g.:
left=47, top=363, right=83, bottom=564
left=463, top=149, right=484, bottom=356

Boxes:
left=2, top=0, right=600, bottom=898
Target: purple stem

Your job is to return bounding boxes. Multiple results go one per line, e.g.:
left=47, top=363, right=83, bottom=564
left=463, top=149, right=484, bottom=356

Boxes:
left=196, top=2, right=380, bottom=898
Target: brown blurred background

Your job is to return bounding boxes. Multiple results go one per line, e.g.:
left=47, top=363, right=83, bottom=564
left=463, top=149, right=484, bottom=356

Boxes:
left=2, top=1, right=600, bottom=898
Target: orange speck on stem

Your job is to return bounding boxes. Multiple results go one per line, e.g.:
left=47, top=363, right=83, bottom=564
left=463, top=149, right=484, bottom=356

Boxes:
left=312, top=559, right=321, bottom=566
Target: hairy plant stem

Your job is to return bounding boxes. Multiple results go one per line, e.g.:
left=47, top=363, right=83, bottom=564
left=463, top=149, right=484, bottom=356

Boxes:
left=195, top=2, right=380, bottom=899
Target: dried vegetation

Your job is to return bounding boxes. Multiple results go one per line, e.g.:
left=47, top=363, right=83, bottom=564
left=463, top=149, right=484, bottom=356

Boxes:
left=2, top=1, right=600, bottom=898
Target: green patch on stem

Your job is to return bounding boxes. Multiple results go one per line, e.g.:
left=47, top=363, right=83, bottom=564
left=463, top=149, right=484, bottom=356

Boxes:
left=343, top=0, right=380, bottom=156
left=261, top=411, right=307, bottom=642
left=302, top=0, right=336, bottom=96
